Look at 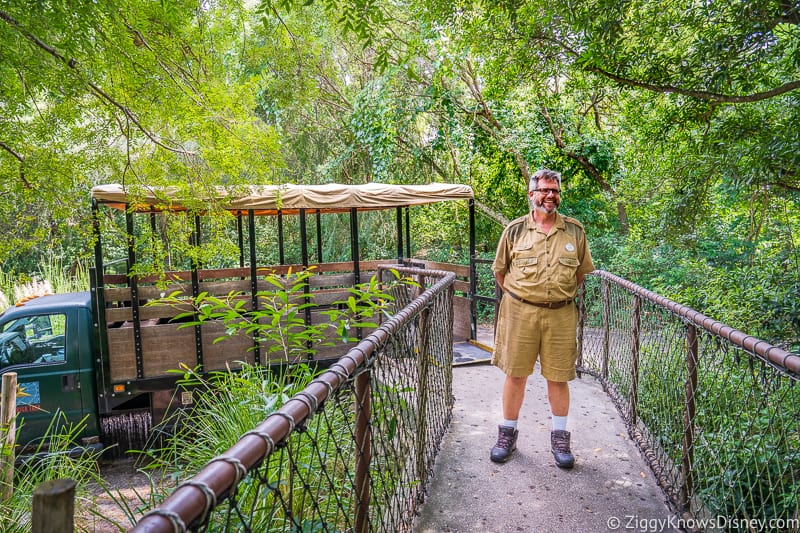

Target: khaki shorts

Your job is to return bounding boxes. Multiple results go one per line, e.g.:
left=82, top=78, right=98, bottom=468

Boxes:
left=491, top=294, right=578, bottom=381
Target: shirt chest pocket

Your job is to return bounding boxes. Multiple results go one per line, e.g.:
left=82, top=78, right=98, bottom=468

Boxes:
left=513, top=255, right=538, bottom=275
left=556, top=256, right=579, bottom=285
left=558, top=257, right=579, bottom=269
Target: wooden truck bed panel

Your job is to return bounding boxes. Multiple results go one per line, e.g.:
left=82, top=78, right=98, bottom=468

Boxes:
left=104, top=308, right=372, bottom=381
left=101, top=261, right=428, bottom=383
left=108, top=322, right=261, bottom=381
left=106, top=327, right=137, bottom=382
left=198, top=321, right=257, bottom=370
left=107, top=324, right=197, bottom=381
left=140, top=325, right=197, bottom=377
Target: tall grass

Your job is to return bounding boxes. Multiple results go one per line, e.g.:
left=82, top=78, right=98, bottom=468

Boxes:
left=129, top=359, right=363, bottom=531
left=0, top=258, right=89, bottom=313
left=138, top=364, right=321, bottom=493
left=0, top=412, right=104, bottom=533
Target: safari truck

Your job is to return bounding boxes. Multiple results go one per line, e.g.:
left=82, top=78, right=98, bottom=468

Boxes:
left=0, top=182, right=478, bottom=454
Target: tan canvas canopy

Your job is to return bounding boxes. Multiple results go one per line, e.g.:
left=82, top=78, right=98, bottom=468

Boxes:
left=92, top=182, right=474, bottom=215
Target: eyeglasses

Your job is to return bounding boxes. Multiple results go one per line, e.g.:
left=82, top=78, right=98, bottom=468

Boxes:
left=532, top=188, right=561, bottom=195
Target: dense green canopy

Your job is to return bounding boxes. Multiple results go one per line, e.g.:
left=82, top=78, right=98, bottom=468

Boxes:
left=1, top=0, right=799, bottom=348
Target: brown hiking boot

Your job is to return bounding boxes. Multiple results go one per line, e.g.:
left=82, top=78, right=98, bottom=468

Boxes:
left=551, top=430, right=574, bottom=469
left=490, top=425, right=518, bottom=463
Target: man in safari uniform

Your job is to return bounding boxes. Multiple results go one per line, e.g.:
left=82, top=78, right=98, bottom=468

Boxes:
left=490, top=168, right=595, bottom=468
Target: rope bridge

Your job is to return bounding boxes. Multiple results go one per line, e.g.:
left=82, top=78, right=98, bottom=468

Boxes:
left=131, top=267, right=799, bottom=532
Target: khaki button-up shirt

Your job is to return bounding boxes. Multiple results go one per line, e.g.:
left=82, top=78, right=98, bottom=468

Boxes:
left=492, top=212, right=595, bottom=302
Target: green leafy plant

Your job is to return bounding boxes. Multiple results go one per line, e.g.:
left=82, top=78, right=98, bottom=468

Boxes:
left=157, top=268, right=410, bottom=361
left=131, top=268, right=418, bottom=528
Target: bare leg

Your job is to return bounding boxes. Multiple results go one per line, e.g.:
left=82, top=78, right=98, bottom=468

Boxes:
left=502, top=375, right=529, bottom=420
left=546, top=380, right=570, bottom=417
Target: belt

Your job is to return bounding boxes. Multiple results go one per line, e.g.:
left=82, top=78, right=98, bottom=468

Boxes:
left=505, top=290, right=573, bottom=309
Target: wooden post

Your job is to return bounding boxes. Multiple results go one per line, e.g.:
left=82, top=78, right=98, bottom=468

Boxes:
left=1, top=372, right=17, bottom=501
left=601, top=278, right=610, bottom=380
left=576, top=283, right=585, bottom=376
left=32, top=478, right=76, bottom=533
left=416, top=304, right=431, bottom=494
left=354, top=370, right=372, bottom=533
left=681, top=324, right=699, bottom=513
left=629, top=297, right=641, bottom=426
left=468, top=198, right=477, bottom=340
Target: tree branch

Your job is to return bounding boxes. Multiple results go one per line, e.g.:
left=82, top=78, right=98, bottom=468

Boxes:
left=122, top=21, right=204, bottom=106
left=766, top=181, right=800, bottom=194
left=460, top=59, right=532, bottom=184
left=777, top=1, right=800, bottom=25
left=474, top=199, right=510, bottom=227
left=540, top=105, right=629, bottom=231
left=583, top=64, right=800, bottom=104
left=0, top=140, right=32, bottom=188
left=541, top=105, right=611, bottom=190
left=0, top=141, right=24, bottom=164
left=536, top=31, right=800, bottom=103
left=0, top=8, right=195, bottom=156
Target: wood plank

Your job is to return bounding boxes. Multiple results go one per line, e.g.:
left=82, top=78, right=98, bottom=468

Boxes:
left=200, top=322, right=255, bottom=370
left=103, top=271, right=192, bottom=285
left=453, top=294, right=472, bottom=342
left=106, top=280, right=253, bottom=301
left=140, top=325, right=197, bottom=378
left=308, top=289, right=356, bottom=306
left=308, top=273, right=354, bottom=288
left=104, top=308, right=133, bottom=323
left=104, top=284, right=190, bottom=305
left=102, top=274, right=129, bottom=285
left=415, top=260, right=470, bottom=278
left=107, top=328, right=137, bottom=381
left=104, top=287, right=134, bottom=302
left=454, top=279, right=470, bottom=294
left=198, top=280, right=253, bottom=296
left=104, top=302, right=196, bottom=323
left=103, top=261, right=397, bottom=287
left=197, top=267, right=251, bottom=280
left=253, top=264, right=305, bottom=276
left=307, top=260, right=388, bottom=273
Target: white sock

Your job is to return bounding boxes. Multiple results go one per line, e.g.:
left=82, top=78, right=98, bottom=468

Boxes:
left=502, top=419, right=518, bottom=429
left=551, top=415, right=568, bottom=432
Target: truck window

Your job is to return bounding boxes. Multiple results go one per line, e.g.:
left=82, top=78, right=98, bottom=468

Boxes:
left=0, top=313, right=67, bottom=369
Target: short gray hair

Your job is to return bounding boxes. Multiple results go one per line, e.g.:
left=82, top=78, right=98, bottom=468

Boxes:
left=529, top=169, right=562, bottom=191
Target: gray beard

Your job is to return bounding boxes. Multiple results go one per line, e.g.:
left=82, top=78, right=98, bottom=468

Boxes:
left=530, top=198, right=557, bottom=215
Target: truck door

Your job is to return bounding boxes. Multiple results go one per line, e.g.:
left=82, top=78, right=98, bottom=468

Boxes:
left=0, top=309, right=85, bottom=449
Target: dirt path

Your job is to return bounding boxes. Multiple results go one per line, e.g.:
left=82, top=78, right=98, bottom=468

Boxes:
left=75, top=458, right=164, bottom=532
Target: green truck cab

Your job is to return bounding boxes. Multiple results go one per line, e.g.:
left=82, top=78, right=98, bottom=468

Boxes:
left=0, top=292, right=102, bottom=450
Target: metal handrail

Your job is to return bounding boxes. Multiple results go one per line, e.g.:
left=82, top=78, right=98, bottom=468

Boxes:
left=590, top=270, right=799, bottom=376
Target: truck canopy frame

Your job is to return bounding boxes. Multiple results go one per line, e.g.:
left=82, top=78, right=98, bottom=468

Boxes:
left=91, top=182, right=474, bottom=215
left=90, top=182, right=479, bottom=405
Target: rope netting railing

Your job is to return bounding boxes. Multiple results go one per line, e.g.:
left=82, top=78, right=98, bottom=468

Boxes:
left=578, top=270, right=800, bottom=530
left=132, top=266, right=456, bottom=532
